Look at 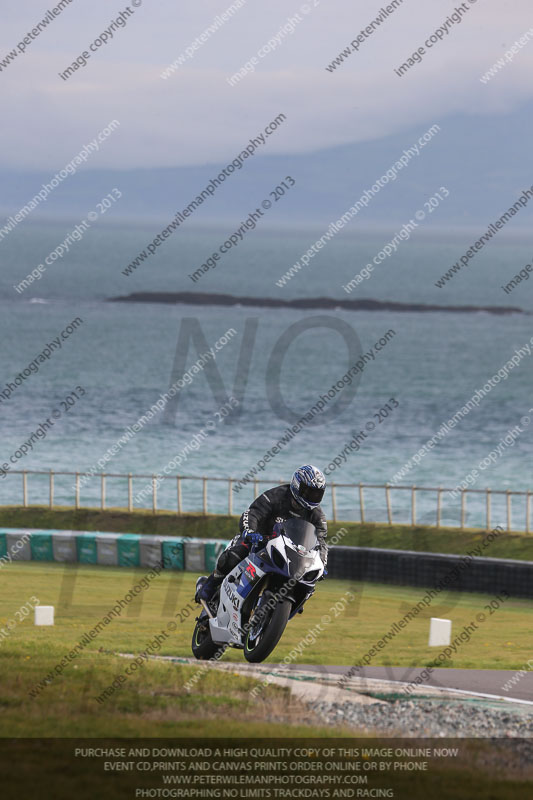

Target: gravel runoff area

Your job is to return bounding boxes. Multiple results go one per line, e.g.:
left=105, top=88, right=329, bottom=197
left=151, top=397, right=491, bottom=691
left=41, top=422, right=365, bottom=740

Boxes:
left=122, top=655, right=533, bottom=743
left=312, top=696, right=533, bottom=738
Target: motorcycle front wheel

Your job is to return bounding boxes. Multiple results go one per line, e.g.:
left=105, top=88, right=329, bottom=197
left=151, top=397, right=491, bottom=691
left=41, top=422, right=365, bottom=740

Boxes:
left=244, top=596, right=292, bottom=663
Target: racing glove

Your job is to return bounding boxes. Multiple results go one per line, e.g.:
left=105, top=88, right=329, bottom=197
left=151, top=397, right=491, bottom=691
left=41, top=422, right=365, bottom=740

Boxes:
left=244, top=531, right=263, bottom=546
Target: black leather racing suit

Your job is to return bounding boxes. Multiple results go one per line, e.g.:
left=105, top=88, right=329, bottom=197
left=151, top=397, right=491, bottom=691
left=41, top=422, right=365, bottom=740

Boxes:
left=215, top=484, right=328, bottom=579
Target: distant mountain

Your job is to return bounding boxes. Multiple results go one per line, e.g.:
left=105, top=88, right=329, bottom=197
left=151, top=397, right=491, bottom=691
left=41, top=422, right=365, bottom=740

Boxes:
left=1, top=107, right=533, bottom=229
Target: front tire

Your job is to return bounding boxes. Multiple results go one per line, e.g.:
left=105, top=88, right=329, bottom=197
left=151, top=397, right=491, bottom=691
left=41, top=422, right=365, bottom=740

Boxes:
left=244, top=597, right=291, bottom=663
left=191, top=614, right=225, bottom=661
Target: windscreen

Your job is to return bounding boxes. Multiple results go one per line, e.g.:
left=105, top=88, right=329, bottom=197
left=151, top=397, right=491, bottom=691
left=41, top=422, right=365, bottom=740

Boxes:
left=279, top=518, right=318, bottom=550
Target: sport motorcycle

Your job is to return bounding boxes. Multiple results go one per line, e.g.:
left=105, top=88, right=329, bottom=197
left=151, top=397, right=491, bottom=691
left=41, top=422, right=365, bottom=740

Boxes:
left=192, top=519, right=324, bottom=663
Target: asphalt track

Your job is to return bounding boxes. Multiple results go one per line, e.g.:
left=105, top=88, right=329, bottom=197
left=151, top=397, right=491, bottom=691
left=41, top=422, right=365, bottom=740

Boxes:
left=162, top=654, right=533, bottom=705
left=286, top=664, right=533, bottom=703
left=122, top=652, right=533, bottom=708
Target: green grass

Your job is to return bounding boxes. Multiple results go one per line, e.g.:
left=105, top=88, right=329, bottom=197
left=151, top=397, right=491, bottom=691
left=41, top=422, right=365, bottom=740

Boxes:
left=2, top=505, right=533, bottom=559
left=0, top=563, right=531, bottom=737
left=0, top=505, right=239, bottom=539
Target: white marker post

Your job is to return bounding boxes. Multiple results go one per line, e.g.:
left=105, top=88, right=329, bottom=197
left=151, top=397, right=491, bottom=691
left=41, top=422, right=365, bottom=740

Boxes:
left=428, top=617, right=451, bottom=647
left=34, top=606, right=54, bottom=626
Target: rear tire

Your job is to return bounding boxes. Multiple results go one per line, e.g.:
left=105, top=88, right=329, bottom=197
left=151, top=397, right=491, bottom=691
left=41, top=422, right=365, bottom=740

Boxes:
left=244, top=598, right=291, bottom=663
left=191, top=615, right=225, bottom=661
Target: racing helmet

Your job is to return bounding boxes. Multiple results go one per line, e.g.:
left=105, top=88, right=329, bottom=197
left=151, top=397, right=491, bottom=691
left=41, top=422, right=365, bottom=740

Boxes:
left=290, top=465, right=326, bottom=510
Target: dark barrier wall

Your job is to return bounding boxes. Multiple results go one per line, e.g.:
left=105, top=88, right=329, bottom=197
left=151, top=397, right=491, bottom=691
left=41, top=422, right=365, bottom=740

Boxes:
left=328, top=546, right=533, bottom=599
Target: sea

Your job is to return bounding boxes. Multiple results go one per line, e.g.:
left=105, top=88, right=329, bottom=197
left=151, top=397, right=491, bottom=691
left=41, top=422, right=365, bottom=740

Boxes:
left=0, top=220, right=532, bottom=529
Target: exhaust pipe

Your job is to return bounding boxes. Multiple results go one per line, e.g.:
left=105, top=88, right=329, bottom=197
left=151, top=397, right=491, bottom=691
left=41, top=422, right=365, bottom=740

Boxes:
left=200, top=599, right=214, bottom=619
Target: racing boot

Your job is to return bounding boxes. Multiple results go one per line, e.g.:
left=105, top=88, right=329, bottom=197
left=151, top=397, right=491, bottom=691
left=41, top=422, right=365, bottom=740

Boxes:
left=195, top=571, right=223, bottom=604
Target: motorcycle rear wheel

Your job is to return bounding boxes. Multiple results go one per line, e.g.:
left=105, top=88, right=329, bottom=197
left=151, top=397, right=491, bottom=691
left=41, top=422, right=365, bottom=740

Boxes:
left=191, top=614, right=225, bottom=661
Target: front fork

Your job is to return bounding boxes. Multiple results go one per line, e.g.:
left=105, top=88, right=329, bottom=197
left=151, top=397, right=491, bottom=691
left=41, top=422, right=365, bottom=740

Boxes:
left=239, top=573, right=271, bottom=638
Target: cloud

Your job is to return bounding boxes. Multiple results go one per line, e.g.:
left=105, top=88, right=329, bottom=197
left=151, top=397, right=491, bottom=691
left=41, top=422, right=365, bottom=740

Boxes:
left=0, top=0, right=532, bottom=169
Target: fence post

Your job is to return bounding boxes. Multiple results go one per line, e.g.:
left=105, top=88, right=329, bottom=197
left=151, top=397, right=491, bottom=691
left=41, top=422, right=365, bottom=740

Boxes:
left=18, top=473, right=527, bottom=529
left=385, top=484, right=392, bottom=525
left=461, top=490, right=466, bottom=529
left=359, top=484, right=365, bottom=523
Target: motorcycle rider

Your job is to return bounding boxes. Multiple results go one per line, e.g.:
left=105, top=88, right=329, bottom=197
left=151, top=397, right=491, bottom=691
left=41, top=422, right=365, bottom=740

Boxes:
left=195, top=465, right=328, bottom=604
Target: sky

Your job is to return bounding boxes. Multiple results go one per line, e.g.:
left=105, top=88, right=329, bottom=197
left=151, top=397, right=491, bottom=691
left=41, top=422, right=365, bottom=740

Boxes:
left=1, top=0, right=532, bottom=171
